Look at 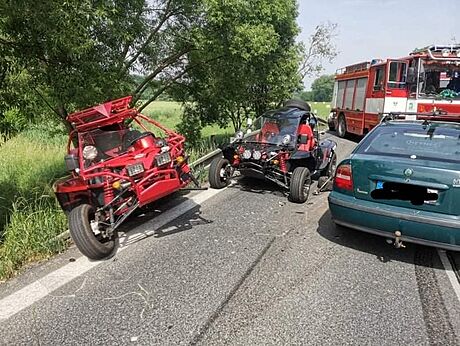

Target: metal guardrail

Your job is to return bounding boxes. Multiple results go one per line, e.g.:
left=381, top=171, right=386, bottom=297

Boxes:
left=190, top=148, right=222, bottom=169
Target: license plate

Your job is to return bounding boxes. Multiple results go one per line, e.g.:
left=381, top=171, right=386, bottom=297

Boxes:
left=156, top=152, right=171, bottom=166
left=376, top=181, right=384, bottom=189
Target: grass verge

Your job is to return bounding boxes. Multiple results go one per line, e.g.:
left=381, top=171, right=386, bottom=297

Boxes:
left=0, top=131, right=68, bottom=280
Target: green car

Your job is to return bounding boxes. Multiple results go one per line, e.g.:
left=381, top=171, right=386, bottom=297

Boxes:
left=328, top=115, right=460, bottom=251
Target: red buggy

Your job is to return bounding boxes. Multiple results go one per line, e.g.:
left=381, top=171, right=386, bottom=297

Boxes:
left=54, top=96, right=195, bottom=259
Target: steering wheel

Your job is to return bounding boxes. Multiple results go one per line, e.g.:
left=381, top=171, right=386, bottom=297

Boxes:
left=129, top=132, right=155, bottom=146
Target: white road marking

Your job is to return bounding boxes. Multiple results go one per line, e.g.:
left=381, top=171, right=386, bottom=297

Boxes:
left=0, top=187, right=226, bottom=321
left=438, top=249, right=460, bottom=303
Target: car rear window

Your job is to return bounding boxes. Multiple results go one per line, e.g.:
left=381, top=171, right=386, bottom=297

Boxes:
left=356, top=123, right=460, bottom=163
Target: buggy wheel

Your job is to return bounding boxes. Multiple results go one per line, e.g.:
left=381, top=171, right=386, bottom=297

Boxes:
left=325, top=151, right=338, bottom=177
left=209, top=157, right=231, bottom=189
left=69, top=204, right=115, bottom=260
left=289, top=167, right=311, bottom=203
left=337, top=115, right=347, bottom=138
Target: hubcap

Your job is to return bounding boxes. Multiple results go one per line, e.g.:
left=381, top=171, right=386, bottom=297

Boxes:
left=219, top=165, right=230, bottom=181
left=339, top=121, right=344, bottom=135
left=303, top=177, right=311, bottom=196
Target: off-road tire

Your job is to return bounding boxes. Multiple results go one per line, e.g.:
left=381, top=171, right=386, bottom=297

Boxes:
left=209, top=157, right=231, bottom=189
left=283, top=99, right=311, bottom=112
left=289, top=167, right=312, bottom=203
left=69, top=204, right=115, bottom=260
left=337, top=115, right=347, bottom=138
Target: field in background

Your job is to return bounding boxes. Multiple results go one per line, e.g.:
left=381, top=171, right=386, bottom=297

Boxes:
left=143, top=101, right=233, bottom=139
left=143, top=100, right=331, bottom=133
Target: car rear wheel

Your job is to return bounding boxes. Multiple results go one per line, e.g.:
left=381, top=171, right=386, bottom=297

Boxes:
left=289, top=167, right=311, bottom=203
left=69, top=204, right=115, bottom=260
left=337, top=115, right=346, bottom=138
left=209, top=157, right=231, bottom=189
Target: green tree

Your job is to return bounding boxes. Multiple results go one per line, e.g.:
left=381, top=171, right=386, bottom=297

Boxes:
left=0, top=0, right=202, bottom=127
left=296, top=90, right=313, bottom=102
left=175, top=0, right=304, bottom=142
left=311, top=75, right=334, bottom=102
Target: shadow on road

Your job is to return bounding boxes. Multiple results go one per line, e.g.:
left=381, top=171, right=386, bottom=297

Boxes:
left=228, top=176, right=287, bottom=198
left=316, top=209, right=444, bottom=270
left=114, top=190, right=211, bottom=250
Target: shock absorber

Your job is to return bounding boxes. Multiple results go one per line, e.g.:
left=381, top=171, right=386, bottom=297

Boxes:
left=103, top=180, right=114, bottom=206
left=279, top=152, right=288, bottom=173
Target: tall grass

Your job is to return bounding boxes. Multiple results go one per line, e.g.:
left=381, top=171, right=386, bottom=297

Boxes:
left=0, top=132, right=67, bottom=279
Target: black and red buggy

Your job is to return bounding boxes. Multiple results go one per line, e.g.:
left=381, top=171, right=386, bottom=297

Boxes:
left=54, top=96, right=196, bottom=259
left=208, top=100, right=337, bottom=203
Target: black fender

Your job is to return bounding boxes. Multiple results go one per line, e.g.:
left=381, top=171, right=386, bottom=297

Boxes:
left=222, top=145, right=237, bottom=162
left=288, top=150, right=316, bottom=172
left=318, top=139, right=337, bottom=171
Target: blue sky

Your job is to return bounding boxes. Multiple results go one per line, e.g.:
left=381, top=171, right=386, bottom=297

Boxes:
left=297, top=0, right=458, bottom=88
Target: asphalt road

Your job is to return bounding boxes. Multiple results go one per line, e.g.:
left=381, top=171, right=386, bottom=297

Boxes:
left=0, top=134, right=459, bottom=345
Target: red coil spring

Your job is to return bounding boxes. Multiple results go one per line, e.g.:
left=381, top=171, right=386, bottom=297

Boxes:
left=279, top=153, right=287, bottom=173
left=104, top=181, right=114, bottom=205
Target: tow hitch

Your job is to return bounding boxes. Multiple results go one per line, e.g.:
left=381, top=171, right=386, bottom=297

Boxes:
left=386, top=231, right=406, bottom=249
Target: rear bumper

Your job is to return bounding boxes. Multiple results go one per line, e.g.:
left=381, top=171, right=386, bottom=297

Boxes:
left=328, top=192, right=460, bottom=251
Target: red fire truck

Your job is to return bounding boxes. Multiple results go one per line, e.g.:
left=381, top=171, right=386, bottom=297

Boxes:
left=328, top=44, right=460, bottom=137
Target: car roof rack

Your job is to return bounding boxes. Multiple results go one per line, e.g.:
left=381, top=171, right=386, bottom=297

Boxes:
left=381, top=111, right=460, bottom=124
left=67, top=96, right=137, bottom=131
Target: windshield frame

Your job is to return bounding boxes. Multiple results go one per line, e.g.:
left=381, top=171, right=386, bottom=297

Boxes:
left=416, top=59, right=460, bottom=100
left=242, top=109, right=306, bottom=147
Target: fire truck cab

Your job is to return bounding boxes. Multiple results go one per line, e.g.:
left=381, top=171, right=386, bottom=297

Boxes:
left=329, top=44, right=460, bottom=137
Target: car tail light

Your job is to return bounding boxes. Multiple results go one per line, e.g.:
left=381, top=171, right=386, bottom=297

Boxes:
left=334, top=163, right=353, bottom=191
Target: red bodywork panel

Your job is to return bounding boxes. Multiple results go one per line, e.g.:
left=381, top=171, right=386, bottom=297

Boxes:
left=55, top=97, right=192, bottom=213
left=418, top=103, right=460, bottom=114
left=297, top=124, right=315, bottom=151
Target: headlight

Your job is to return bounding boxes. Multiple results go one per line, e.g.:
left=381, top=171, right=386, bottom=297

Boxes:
left=235, top=130, right=244, bottom=140
left=252, top=150, right=262, bottom=160
left=127, top=163, right=145, bottom=177
left=82, top=145, right=98, bottom=160
left=282, top=134, right=291, bottom=146
left=242, top=149, right=252, bottom=159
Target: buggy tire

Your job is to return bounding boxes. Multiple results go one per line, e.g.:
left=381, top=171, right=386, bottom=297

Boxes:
left=289, top=167, right=312, bottom=203
left=337, top=115, right=347, bottom=138
left=209, top=157, right=231, bottom=189
left=69, top=204, right=115, bottom=260
left=283, top=99, right=311, bottom=112
left=322, top=151, right=338, bottom=177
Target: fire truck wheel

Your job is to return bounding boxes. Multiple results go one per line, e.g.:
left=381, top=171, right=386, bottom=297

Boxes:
left=209, top=157, right=231, bottom=189
left=69, top=204, right=116, bottom=260
left=337, top=115, right=347, bottom=138
left=289, top=167, right=311, bottom=203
